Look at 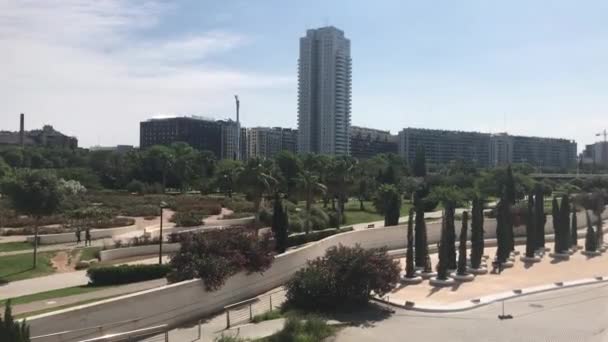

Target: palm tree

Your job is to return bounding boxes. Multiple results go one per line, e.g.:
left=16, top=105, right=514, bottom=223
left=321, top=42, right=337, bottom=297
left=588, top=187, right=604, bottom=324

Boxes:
left=326, top=156, right=355, bottom=226
left=296, top=170, right=327, bottom=234
left=237, top=158, right=277, bottom=225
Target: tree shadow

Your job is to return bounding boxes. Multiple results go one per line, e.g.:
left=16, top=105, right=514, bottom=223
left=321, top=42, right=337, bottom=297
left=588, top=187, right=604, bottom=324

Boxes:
left=0, top=267, right=35, bottom=283
left=450, top=281, right=463, bottom=292
left=328, top=302, right=392, bottom=329
left=550, top=258, right=567, bottom=265
left=523, top=261, right=536, bottom=269
left=426, top=285, right=445, bottom=297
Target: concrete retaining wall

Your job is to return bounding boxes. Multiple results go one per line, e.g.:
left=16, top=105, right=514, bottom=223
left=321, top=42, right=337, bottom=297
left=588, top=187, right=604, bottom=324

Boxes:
left=28, top=209, right=608, bottom=341
left=26, top=225, right=139, bottom=245
left=98, top=243, right=181, bottom=262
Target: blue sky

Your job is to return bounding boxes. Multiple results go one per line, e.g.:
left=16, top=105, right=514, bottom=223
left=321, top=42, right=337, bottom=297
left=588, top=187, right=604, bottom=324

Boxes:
left=1, top=0, right=606, bottom=149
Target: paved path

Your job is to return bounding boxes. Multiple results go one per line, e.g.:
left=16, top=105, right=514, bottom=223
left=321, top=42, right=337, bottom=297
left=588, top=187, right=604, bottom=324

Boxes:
left=336, top=282, right=608, bottom=342
left=11, top=278, right=167, bottom=316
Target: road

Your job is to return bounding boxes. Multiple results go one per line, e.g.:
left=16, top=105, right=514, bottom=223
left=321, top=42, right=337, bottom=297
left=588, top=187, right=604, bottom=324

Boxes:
left=336, top=282, right=608, bottom=342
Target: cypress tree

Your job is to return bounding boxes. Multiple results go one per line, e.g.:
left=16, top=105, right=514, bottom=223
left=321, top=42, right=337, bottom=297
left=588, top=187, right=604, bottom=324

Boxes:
left=552, top=197, right=562, bottom=254
left=505, top=165, right=516, bottom=205
left=436, top=214, right=449, bottom=280
left=446, top=206, right=457, bottom=270
left=505, top=199, right=514, bottom=253
left=560, top=195, right=571, bottom=250
left=571, top=208, right=578, bottom=249
left=525, top=194, right=536, bottom=258
left=495, top=198, right=510, bottom=264
left=414, top=207, right=429, bottom=268
left=470, top=197, right=485, bottom=269
left=272, top=193, right=288, bottom=254
left=457, top=211, right=469, bottom=276
left=534, top=185, right=546, bottom=250
left=0, top=299, right=30, bottom=341
left=585, top=210, right=598, bottom=252
left=405, top=208, right=416, bottom=278
left=413, top=145, right=427, bottom=177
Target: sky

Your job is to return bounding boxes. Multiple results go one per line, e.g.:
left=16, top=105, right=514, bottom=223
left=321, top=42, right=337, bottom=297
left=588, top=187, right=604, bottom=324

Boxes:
left=1, top=0, right=607, bottom=150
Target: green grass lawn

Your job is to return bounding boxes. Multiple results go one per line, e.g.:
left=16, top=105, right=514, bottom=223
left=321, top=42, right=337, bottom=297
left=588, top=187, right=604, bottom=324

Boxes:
left=79, top=247, right=101, bottom=261
left=0, top=242, right=34, bottom=253
left=0, top=252, right=56, bottom=283
left=343, top=200, right=413, bottom=226
left=15, top=296, right=118, bottom=319
left=0, top=285, right=112, bottom=308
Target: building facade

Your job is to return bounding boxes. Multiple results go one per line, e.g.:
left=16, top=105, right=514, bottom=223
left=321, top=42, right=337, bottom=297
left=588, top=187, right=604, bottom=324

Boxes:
left=0, top=115, right=78, bottom=149
left=350, top=126, right=398, bottom=159
left=398, top=127, right=577, bottom=170
left=581, top=141, right=608, bottom=166
left=297, top=26, right=352, bottom=156
left=218, top=119, right=246, bottom=160
left=140, top=116, right=222, bottom=157
left=247, top=127, right=298, bottom=159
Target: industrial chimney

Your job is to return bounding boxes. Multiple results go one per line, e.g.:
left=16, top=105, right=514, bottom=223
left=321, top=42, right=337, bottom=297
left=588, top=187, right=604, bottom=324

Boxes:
left=19, top=113, right=24, bottom=147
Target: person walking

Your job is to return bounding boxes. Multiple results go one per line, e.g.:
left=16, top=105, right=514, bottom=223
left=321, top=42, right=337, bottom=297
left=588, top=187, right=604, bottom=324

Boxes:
left=85, top=227, right=91, bottom=246
left=75, top=227, right=81, bottom=245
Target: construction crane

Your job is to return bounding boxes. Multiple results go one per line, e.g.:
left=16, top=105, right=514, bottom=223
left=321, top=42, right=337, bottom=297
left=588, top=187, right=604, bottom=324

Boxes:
left=597, top=129, right=607, bottom=143
left=596, top=129, right=608, bottom=167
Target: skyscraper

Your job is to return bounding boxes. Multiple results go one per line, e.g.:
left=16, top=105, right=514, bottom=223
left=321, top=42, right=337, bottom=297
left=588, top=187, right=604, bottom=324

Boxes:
left=297, top=26, right=352, bottom=155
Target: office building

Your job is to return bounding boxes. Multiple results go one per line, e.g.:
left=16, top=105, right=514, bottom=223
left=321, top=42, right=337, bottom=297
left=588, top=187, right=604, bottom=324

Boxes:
left=581, top=142, right=608, bottom=166
left=297, top=26, right=352, bottom=155
left=350, top=126, right=398, bottom=159
left=218, top=119, right=246, bottom=160
left=398, top=127, right=577, bottom=170
left=0, top=114, right=77, bottom=149
left=140, top=116, right=222, bottom=157
left=247, top=127, right=298, bottom=159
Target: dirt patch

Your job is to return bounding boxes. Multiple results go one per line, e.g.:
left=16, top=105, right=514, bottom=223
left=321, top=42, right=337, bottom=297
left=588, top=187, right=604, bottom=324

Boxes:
left=51, top=251, right=77, bottom=273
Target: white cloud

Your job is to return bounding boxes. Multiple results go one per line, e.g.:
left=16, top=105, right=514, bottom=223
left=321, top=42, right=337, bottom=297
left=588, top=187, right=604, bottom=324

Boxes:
left=0, top=0, right=294, bottom=147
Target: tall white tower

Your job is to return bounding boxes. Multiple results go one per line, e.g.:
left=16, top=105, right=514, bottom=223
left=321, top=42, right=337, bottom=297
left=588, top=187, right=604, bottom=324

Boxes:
left=297, top=26, right=352, bottom=155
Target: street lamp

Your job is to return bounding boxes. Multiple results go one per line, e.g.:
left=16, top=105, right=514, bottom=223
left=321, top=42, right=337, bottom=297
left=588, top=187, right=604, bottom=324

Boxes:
left=159, top=201, right=168, bottom=265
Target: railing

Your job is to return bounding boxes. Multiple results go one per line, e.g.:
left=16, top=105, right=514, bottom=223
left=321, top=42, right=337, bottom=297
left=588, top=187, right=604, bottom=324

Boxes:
left=224, top=288, right=286, bottom=329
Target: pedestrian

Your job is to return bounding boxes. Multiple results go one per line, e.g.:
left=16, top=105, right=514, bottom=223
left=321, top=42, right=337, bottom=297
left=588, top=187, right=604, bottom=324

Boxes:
left=75, top=227, right=81, bottom=245
left=85, top=227, right=91, bottom=246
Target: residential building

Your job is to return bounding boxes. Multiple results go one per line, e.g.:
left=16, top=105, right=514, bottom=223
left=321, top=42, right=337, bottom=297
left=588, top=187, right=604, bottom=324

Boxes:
left=350, top=126, right=398, bottom=159
left=140, top=116, right=222, bottom=157
left=297, top=26, right=352, bottom=156
left=0, top=114, right=78, bottom=149
left=398, top=128, right=491, bottom=167
left=247, top=127, right=298, bottom=159
left=398, top=127, right=577, bottom=170
left=581, top=141, right=608, bottom=166
left=218, top=119, right=246, bottom=160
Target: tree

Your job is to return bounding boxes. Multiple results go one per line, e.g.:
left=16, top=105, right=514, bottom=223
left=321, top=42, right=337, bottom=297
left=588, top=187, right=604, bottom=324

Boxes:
left=585, top=211, right=597, bottom=252
left=2, top=170, right=63, bottom=267
left=275, top=151, right=301, bottom=200
left=524, top=194, right=536, bottom=258
left=456, top=211, right=469, bottom=276
left=534, top=184, right=546, bottom=250
left=470, top=197, right=485, bottom=269
left=429, top=186, right=465, bottom=270
left=571, top=207, right=578, bottom=248
left=237, top=158, right=278, bottom=226
left=436, top=215, right=449, bottom=280
left=272, top=193, right=289, bottom=254
left=552, top=197, right=563, bottom=254
left=495, top=198, right=511, bottom=264
left=405, top=208, right=416, bottom=279
left=412, top=146, right=427, bottom=177
left=142, top=145, right=174, bottom=192
left=414, top=207, right=429, bottom=268
left=560, top=195, right=571, bottom=250
left=0, top=300, right=30, bottom=342
left=295, top=170, right=327, bottom=234
left=373, top=184, right=401, bottom=227
left=325, top=157, right=355, bottom=226
left=286, top=244, right=400, bottom=311
left=167, top=228, right=274, bottom=290
left=505, top=165, right=516, bottom=205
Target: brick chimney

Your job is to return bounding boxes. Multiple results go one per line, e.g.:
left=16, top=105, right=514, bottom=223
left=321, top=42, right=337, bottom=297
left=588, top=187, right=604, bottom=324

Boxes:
left=19, top=113, right=24, bottom=147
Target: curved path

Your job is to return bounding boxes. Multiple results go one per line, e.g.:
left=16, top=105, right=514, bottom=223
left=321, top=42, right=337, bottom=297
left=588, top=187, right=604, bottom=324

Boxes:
left=336, top=281, right=608, bottom=342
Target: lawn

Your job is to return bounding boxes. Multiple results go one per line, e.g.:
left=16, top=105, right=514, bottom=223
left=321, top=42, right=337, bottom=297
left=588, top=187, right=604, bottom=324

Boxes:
left=15, top=296, right=118, bottom=319
left=79, top=247, right=102, bottom=261
left=343, top=200, right=413, bottom=226
left=0, top=242, right=33, bottom=253
left=0, top=285, right=112, bottom=308
left=0, top=252, right=56, bottom=283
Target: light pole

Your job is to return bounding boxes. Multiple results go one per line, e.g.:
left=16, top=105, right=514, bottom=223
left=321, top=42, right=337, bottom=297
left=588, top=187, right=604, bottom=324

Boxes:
left=159, top=201, right=167, bottom=265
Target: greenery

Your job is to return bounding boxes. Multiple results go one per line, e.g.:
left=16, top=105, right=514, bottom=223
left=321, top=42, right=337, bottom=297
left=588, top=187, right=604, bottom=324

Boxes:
left=170, top=211, right=204, bottom=227
left=251, top=309, right=283, bottom=323
left=258, top=317, right=336, bottom=342
left=0, top=285, right=112, bottom=308
left=404, top=209, right=416, bottom=278
left=167, top=228, right=274, bottom=290
left=456, top=211, right=469, bottom=276
left=524, top=194, right=536, bottom=258
left=271, top=193, right=288, bottom=253
left=373, top=184, right=401, bottom=227
left=79, top=247, right=102, bottom=261
left=0, top=252, right=55, bottom=283
left=470, top=197, right=485, bottom=269
left=87, top=264, right=171, bottom=286
left=0, top=300, right=30, bottom=342
left=585, top=210, right=598, bottom=252
left=286, top=244, right=400, bottom=311
left=287, top=227, right=354, bottom=248
left=0, top=242, right=33, bottom=253
left=414, top=206, right=429, bottom=268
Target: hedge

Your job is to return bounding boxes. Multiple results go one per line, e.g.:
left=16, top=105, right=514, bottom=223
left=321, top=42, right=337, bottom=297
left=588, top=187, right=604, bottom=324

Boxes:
left=87, top=264, right=171, bottom=286
left=287, top=227, right=354, bottom=248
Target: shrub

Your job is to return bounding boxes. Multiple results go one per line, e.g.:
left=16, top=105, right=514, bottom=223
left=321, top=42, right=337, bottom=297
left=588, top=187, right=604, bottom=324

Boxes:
left=0, top=299, right=30, bottom=341
left=259, top=207, right=273, bottom=226
left=287, top=227, right=353, bottom=248
left=119, top=204, right=159, bottom=218
left=169, top=196, right=221, bottom=216
left=220, top=212, right=253, bottom=220
left=75, top=261, right=90, bottom=270
left=87, top=264, right=171, bottom=286
left=170, top=211, right=203, bottom=227
left=286, top=244, right=400, bottom=311
left=308, top=207, right=329, bottom=231
left=91, top=217, right=135, bottom=229
left=265, top=317, right=335, bottom=342
left=167, top=228, right=274, bottom=291
left=126, top=180, right=146, bottom=194
left=288, top=214, right=303, bottom=233
left=223, top=199, right=255, bottom=214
